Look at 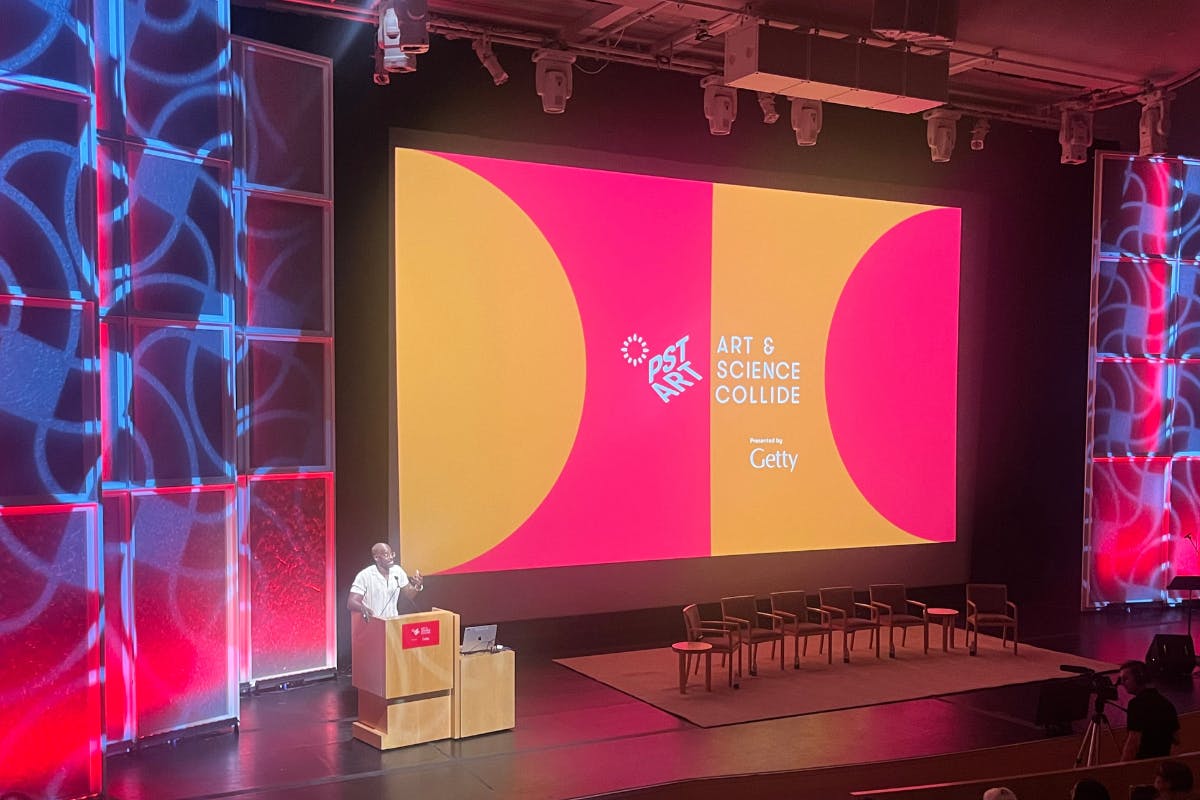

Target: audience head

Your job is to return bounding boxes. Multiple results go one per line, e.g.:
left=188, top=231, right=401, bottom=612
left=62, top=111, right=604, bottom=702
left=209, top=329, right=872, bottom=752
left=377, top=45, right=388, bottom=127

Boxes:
left=1118, top=660, right=1150, bottom=694
left=982, top=788, right=1018, bottom=800
left=1127, top=785, right=1156, bottom=800
left=1069, top=778, right=1110, bottom=800
left=1154, top=759, right=1194, bottom=795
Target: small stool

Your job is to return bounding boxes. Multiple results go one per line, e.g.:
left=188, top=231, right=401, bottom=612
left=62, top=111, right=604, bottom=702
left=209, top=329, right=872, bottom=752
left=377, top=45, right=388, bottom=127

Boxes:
left=925, top=608, right=959, bottom=653
left=671, top=641, right=713, bottom=694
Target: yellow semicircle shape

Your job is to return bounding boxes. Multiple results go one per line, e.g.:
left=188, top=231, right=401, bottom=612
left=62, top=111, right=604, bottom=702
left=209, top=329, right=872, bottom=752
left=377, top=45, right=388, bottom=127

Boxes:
left=394, top=150, right=586, bottom=573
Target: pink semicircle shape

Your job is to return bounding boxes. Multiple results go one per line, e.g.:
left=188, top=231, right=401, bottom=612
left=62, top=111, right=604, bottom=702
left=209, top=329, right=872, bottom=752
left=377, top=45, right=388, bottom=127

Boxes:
left=824, top=207, right=960, bottom=542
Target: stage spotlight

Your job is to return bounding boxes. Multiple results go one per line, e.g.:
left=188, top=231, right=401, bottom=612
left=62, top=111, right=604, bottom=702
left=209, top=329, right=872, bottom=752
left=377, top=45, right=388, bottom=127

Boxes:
left=1058, top=107, right=1093, bottom=165
left=702, top=76, right=737, bottom=135
left=969, top=118, right=989, bottom=151
left=790, top=98, right=822, bottom=146
left=375, top=7, right=417, bottom=85
left=472, top=38, right=508, bottom=86
left=532, top=49, right=576, bottom=113
left=378, top=0, right=428, bottom=58
left=923, top=109, right=961, bottom=163
left=1137, top=89, right=1172, bottom=156
left=756, top=92, right=780, bottom=124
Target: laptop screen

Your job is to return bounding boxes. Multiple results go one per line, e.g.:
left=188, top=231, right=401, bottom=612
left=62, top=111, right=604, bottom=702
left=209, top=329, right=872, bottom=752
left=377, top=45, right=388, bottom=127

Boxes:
left=461, top=624, right=497, bottom=653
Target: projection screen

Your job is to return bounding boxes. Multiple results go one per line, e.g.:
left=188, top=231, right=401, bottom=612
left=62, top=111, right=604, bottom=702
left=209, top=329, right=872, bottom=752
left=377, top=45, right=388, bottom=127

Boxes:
left=392, top=147, right=960, bottom=578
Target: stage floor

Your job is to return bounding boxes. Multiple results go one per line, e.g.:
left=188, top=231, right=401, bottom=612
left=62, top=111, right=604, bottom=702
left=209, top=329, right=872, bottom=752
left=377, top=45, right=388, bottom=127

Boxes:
left=105, top=605, right=1200, bottom=800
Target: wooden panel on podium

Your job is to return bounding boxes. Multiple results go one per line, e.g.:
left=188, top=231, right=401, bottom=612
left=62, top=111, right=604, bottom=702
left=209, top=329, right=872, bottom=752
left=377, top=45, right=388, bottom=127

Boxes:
left=351, top=608, right=459, bottom=749
left=453, top=648, right=516, bottom=739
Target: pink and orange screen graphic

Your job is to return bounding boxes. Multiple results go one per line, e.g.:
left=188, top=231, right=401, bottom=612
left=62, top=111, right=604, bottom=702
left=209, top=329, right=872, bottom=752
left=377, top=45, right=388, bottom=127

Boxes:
left=393, top=149, right=960, bottom=575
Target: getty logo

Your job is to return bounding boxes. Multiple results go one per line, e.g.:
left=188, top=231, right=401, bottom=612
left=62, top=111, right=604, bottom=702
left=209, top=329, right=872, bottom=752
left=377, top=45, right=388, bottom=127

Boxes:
left=621, top=333, right=703, bottom=403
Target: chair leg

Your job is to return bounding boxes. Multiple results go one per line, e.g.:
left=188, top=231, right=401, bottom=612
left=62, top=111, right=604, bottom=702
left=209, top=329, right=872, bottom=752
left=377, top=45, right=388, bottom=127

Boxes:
left=902, top=627, right=908, bottom=647
left=1013, top=622, right=1019, bottom=655
left=843, top=629, right=850, bottom=663
left=779, top=637, right=785, bottom=670
left=826, top=631, right=833, bottom=664
left=875, top=625, right=881, bottom=659
left=923, top=620, right=929, bottom=654
left=793, top=634, right=800, bottom=669
left=888, top=624, right=896, bottom=658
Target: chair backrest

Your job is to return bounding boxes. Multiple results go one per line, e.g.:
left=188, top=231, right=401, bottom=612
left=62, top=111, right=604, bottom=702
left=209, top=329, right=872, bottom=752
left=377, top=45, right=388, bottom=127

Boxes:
left=682, top=604, right=701, bottom=640
left=721, top=594, right=759, bottom=627
left=819, top=586, right=855, bottom=614
left=967, top=583, right=1008, bottom=614
left=869, top=583, right=907, bottom=614
left=770, top=590, right=808, bottom=618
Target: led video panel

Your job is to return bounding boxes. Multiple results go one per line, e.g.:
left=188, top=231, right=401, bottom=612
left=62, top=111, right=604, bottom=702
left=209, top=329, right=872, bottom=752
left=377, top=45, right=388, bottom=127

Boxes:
left=393, top=149, right=960, bottom=574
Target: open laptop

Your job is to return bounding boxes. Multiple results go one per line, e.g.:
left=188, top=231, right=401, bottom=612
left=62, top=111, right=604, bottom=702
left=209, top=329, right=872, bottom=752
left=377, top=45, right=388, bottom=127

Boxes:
left=461, top=624, right=497, bottom=654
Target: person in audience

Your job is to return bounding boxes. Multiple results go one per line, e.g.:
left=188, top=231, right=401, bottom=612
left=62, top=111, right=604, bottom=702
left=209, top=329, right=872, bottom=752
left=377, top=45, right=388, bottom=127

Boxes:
left=982, top=788, right=1018, bottom=800
left=1075, top=782, right=1108, bottom=800
left=1153, top=760, right=1194, bottom=799
left=1118, top=660, right=1180, bottom=760
left=1070, top=778, right=1111, bottom=799
left=1129, top=785, right=1157, bottom=800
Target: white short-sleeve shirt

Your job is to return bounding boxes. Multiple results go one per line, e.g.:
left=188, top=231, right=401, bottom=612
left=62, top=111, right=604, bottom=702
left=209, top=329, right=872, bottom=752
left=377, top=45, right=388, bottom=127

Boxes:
left=349, top=564, right=411, bottom=619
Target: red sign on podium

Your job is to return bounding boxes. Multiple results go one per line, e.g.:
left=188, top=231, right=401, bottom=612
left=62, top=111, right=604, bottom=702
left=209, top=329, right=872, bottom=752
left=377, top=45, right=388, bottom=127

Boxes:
left=401, top=620, right=440, bottom=648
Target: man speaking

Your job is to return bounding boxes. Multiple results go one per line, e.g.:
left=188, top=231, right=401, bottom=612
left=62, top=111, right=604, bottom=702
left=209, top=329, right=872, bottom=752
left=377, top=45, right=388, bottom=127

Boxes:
left=347, top=542, right=424, bottom=620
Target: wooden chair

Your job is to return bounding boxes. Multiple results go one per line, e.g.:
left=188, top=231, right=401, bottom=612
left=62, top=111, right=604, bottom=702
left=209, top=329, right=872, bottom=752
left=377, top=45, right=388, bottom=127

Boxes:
left=819, top=586, right=881, bottom=662
left=966, top=583, right=1018, bottom=655
left=721, top=594, right=785, bottom=676
left=682, top=603, right=742, bottom=688
left=769, top=590, right=833, bottom=667
left=869, top=583, right=929, bottom=657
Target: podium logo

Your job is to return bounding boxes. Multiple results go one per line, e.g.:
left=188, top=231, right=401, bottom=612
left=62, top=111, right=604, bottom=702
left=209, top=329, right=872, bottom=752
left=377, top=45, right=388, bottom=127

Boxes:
left=622, top=332, right=703, bottom=403
left=401, top=620, right=440, bottom=648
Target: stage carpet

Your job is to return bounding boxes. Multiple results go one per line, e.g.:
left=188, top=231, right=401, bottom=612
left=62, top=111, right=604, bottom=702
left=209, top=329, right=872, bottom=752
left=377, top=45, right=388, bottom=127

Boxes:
left=555, top=633, right=1117, bottom=728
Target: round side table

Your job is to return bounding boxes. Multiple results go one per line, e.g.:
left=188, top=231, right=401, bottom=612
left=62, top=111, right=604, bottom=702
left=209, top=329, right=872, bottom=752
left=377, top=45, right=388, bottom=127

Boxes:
left=925, top=608, right=959, bottom=653
left=671, top=641, right=713, bottom=693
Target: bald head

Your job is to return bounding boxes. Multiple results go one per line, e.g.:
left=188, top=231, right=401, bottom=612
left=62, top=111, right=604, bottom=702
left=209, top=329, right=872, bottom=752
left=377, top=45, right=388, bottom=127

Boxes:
left=371, top=543, right=395, bottom=572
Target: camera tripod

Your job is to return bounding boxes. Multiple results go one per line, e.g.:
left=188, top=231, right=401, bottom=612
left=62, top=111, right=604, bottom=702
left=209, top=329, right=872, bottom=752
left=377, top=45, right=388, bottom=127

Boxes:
left=1075, top=696, right=1121, bottom=767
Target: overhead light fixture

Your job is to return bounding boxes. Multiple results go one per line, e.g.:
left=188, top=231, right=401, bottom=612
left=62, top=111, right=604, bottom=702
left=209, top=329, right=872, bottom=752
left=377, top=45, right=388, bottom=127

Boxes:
left=969, top=118, right=989, bottom=151
left=756, top=92, right=780, bottom=124
left=1137, top=89, right=1172, bottom=156
left=790, top=98, right=822, bottom=146
left=702, top=76, right=737, bottom=136
left=532, top=49, right=576, bottom=113
left=923, top=109, right=961, bottom=163
left=472, top=38, right=508, bottom=86
left=1058, top=107, right=1093, bottom=165
left=374, top=4, right=418, bottom=84
left=378, top=0, right=428, bottom=58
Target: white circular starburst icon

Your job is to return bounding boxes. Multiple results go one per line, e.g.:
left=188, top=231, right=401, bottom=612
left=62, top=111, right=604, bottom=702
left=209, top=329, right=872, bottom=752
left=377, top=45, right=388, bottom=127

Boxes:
left=621, top=334, right=649, bottom=366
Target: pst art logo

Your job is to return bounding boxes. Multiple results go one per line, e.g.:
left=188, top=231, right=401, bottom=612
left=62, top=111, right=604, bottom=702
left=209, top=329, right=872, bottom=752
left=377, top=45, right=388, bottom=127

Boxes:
left=621, top=333, right=702, bottom=403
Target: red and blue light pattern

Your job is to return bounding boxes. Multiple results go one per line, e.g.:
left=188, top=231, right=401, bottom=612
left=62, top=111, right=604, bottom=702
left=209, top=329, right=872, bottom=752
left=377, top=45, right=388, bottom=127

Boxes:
left=1086, top=155, right=1200, bottom=606
left=1, top=2, right=334, bottom=797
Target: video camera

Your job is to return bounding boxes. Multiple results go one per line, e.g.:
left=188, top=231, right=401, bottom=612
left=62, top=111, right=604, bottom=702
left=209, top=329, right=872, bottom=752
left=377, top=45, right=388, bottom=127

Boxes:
left=1060, top=664, right=1119, bottom=703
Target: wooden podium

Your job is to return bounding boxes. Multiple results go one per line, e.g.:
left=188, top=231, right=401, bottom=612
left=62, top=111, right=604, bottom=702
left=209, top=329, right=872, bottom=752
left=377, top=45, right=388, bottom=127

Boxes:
left=351, top=608, right=459, bottom=749
left=351, top=608, right=516, bottom=748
